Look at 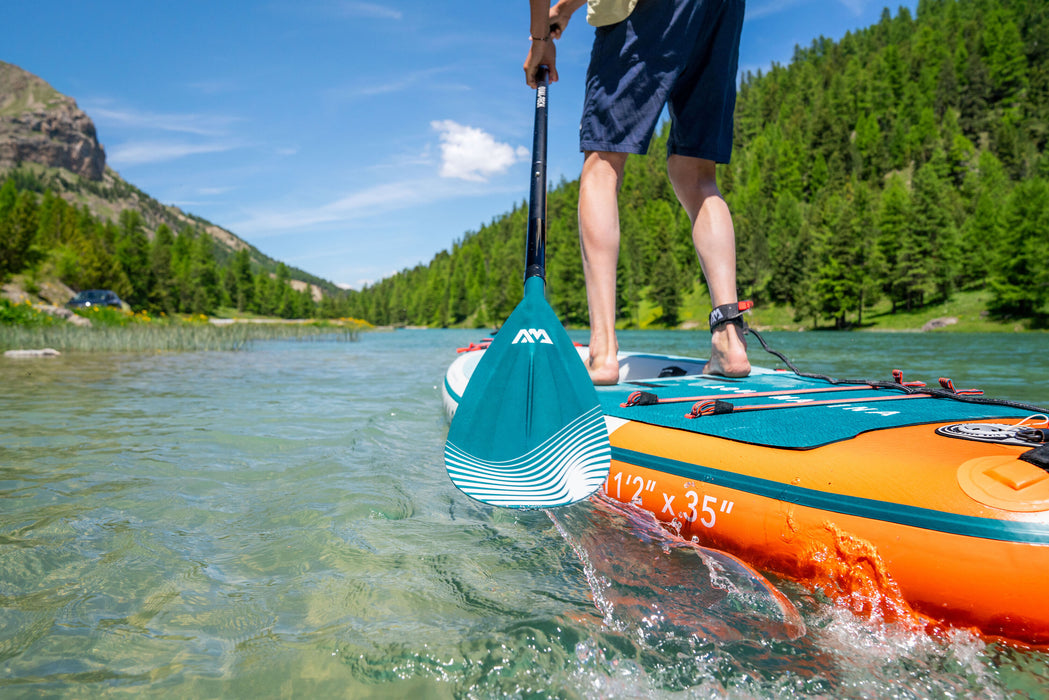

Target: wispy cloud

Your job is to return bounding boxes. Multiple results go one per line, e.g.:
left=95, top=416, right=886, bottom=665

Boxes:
left=745, top=0, right=808, bottom=21
left=324, top=66, right=458, bottom=100
left=81, top=98, right=245, bottom=167
left=746, top=0, right=871, bottom=20
left=232, top=180, right=432, bottom=233
left=332, top=1, right=403, bottom=20
left=84, top=101, right=238, bottom=137
left=321, top=181, right=427, bottom=220
left=108, top=140, right=239, bottom=166
left=431, top=120, right=528, bottom=182
left=835, top=0, right=872, bottom=14
left=196, top=186, right=236, bottom=196
left=233, top=170, right=521, bottom=236
left=285, top=0, right=404, bottom=22
left=185, top=79, right=240, bottom=95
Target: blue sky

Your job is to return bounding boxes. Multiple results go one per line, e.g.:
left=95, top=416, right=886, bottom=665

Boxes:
left=4, top=0, right=917, bottom=290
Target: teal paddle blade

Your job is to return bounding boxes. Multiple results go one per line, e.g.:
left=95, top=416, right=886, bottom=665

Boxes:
left=445, top=277, right=611, bottom=508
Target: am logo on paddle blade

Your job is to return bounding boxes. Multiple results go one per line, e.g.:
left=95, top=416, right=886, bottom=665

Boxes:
left=512, top=328, right=554, bottom=345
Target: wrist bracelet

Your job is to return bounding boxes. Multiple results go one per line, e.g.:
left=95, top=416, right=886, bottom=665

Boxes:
left=530, top=35, right=551, bottom=41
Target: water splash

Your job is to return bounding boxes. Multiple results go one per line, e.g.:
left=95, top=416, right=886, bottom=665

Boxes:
left=547, top=494, right=806, bottom=644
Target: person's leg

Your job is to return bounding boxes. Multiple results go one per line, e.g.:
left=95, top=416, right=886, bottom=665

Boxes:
left=579, top=150, right=628, bottom=385
left=667, top=154, right=750, bottom=377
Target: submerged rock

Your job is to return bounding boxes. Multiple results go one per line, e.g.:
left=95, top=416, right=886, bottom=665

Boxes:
left=921, top=317, right=958, bottom=332
left=4, top=348, right=61, bottom=358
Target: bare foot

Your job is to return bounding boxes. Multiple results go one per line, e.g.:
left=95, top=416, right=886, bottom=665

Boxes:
left=703, top=322, right=750, bottom=377
left=586, top=353, right=621, bottom=385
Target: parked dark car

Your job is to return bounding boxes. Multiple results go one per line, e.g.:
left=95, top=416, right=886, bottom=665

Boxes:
left=66, top=289, right=125, bottom=309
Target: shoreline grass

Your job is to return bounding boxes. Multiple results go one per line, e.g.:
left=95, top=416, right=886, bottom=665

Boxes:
left=0, top=322, right=365, bottom=353
left=0, top=300, right=371, bottom=352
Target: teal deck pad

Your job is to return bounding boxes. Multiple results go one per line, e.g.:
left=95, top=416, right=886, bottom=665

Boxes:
left=597, top=372, right=1033, bottom=449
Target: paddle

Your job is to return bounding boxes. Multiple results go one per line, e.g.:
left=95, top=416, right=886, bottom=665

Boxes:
left=444, top=67, right=611, bottom=509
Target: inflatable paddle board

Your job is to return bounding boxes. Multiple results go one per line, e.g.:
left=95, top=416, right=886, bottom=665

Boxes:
left=444, top=339, right=1049, bottom=645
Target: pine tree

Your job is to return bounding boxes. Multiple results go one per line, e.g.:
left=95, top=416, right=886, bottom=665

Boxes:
left=958, top=150, right=1007, bottom=287
left=116, top=210, right=151, bottom=308
left=190, top=232, right=222, bottom=314
left=911, top=151, right=960, bottom=304
left=764, top=193, right=808, bottom=305
left=229, top=248, right=254, bottom=312
left=0, top=182, right=40, bottom=279
left=877, top=174, right=915, bottom=312
left=150, top=224, right=176, bottom=313
left=989, top=177, right=1049, bottom=318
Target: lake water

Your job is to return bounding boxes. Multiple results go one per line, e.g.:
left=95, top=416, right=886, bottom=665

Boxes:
left=1, top=329, right=1047, bottom=698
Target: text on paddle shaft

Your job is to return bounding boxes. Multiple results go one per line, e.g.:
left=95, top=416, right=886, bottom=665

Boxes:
left=512, top=328, right=553, bottom=344
left=608, top=471, right=734, bottom=529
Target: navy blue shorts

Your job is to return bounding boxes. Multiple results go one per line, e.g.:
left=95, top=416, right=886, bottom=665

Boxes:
left=579, top=0, right=745, bottom=162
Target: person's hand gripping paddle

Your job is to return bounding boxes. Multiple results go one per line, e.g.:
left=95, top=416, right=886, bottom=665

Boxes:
left=444, top=67, right=611, bottom=509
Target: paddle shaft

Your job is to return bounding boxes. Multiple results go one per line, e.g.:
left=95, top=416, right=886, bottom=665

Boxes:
left=525, top=66, right=549, bottom=282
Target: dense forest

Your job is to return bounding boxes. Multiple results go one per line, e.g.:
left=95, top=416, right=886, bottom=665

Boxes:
left=1, top=0, right=1046, bottom=328
left=348, top=0, right=1048, bottom=329
left=0, top=174, right=356, bottom=319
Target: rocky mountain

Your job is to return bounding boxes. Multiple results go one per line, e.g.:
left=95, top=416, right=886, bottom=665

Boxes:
left=0, top=61, right=105, bottom=180
left=0, top=61, right=338, bottom=298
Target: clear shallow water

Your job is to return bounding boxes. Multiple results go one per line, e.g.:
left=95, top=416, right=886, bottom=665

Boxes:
left=1, top=329, right=1047, bottom=698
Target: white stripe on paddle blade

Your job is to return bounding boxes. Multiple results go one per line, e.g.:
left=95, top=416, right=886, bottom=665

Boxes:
left=445, top=406, right=611, bottom=508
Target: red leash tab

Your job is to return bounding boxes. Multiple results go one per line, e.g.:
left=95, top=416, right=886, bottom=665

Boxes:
left=456, top=340, right=493, bottom=353
left=621, top=390, right=659, bottom=408
left=938, top=377, right=983, bottom=395
left=892, top=369, right=926, bottom=387
left=685, top=400, right=734, bottom=418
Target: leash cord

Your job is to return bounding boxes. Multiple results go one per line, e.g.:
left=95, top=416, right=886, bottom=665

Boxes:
left=745, top=327, right=1049, bottom=414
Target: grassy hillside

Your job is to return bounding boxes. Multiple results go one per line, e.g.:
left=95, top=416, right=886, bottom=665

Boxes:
left=0, top=68, right=65, bottom=116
